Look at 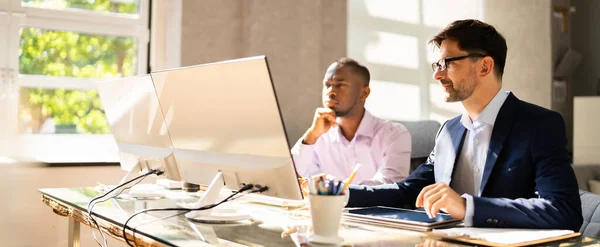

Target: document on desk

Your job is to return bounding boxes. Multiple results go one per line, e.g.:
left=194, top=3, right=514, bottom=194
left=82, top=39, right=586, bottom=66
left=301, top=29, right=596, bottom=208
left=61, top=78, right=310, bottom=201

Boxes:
left=430, top=227, right=580, bottom=247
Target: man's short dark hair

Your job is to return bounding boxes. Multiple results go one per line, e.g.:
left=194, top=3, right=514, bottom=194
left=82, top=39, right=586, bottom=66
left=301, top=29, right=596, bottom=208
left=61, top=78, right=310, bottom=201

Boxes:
left=336, top=57, right=370, bottom=86
left=429, top=19, right=507, bottom=79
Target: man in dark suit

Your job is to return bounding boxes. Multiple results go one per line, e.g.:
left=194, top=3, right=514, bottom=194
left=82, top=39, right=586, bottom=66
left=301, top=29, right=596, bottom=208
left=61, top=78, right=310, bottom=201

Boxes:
left=347, top=19, right=583, bottom=231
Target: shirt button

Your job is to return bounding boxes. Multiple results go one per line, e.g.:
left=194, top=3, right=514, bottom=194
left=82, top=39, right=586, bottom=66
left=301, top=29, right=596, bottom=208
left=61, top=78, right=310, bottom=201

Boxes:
left=475, top=168, right=480, bottom=173
left=493, top=219, right=499, bottom=224
left=475, top=139, right=480, bottom=145
left=487, top=219, right=493, bottom=224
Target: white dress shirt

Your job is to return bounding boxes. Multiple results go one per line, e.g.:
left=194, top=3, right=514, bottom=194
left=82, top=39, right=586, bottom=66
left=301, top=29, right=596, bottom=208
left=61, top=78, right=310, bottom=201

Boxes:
left=454, top=88, right=509, bottom=226
left=291, top=110, right=411, bottom=185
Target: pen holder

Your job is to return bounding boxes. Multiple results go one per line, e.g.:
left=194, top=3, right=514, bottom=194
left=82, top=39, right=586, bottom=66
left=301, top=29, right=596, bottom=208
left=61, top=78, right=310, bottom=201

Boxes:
left=308, top=194, right=345, bottom=244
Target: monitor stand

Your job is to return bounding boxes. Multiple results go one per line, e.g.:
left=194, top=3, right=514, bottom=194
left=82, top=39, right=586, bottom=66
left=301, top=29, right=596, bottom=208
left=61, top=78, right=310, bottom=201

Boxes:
left=116, top=161, right=163, bottom=199
left=184, top=171, right=252, bottom=223
left=118, top=161, right=142, bottom=186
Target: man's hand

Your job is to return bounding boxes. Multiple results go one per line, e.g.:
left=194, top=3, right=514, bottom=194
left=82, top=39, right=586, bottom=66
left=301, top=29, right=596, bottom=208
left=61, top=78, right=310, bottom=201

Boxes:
left=302, top=108, right=337, bottom=145
left=415, top=182, right=466, bottom=220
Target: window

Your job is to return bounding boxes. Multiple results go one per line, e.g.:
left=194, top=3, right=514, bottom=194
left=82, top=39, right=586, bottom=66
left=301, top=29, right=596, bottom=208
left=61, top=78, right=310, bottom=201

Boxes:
left=0, top=0, right=149, bottom=162
left=18, top=28, right=138, bottom=135
left=21, top=0, right=140, bottom=15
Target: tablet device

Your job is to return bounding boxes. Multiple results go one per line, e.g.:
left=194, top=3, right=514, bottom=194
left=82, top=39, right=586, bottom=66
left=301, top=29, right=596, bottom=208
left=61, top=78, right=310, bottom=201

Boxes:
left=344, top=206, right=461, bottom=227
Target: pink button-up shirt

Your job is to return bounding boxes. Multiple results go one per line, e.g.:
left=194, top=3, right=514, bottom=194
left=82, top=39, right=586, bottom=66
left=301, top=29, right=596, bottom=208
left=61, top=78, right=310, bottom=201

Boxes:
left=291, top=111, right=411, bottom=185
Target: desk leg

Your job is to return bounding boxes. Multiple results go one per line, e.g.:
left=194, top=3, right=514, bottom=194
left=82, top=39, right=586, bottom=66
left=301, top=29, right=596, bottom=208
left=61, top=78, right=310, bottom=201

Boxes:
left=68, top=217, right=80, bottom=247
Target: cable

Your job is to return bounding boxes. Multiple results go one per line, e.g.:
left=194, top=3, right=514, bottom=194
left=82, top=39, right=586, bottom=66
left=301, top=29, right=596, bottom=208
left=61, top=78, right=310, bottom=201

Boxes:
left=123, top=184, right=255, bottom=247
left=92, top=175, right=148, bottom=210
left=86, top=169, right=162, bottom=247
left=89, top=174, right=149, bottom=247
left=126, top=184, right=254, bottom=246
left=88, top=169, right=159, bottom=247
left=88, top=173, right=151, bottom=247
left=250, top=185, right=269, bottom=193
left=88, top=169, right=160, bottom=222
left=88, top=169, right=164, bottom=213
left=125, top=186, right=251, bottom=246
left=230, top=186, right=270, bottom=201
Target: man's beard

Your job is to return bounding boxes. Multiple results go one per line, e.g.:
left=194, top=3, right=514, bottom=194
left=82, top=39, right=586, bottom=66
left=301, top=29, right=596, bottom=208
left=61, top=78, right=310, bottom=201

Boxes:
left=329, top=100, right=356, bottom=117
left=443, top=70, right=479, bottom=102
left=334, top=109, right=350, bottom=117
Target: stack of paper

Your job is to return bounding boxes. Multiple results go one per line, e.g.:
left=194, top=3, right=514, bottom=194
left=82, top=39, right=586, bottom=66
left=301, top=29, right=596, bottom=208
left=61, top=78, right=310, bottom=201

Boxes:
left=430, top=228, right=579, bottom=246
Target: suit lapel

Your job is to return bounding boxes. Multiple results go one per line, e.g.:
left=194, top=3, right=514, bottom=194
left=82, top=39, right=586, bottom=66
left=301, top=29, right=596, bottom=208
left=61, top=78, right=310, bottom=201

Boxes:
left=479, top=93, right=518, bottom=195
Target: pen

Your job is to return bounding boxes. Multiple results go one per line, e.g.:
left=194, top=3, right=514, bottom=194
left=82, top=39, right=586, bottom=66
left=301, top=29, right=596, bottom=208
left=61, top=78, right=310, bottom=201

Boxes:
left=341, top=163, right=361, bottom=193
left=334, top=180, right=343, bottom=195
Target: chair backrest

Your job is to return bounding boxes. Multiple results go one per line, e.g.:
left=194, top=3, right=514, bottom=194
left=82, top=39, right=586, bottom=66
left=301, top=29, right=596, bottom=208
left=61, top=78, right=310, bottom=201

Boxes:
left=579, top=189, right=600, bottom=236
left=396, top=120, right=441, bottom=172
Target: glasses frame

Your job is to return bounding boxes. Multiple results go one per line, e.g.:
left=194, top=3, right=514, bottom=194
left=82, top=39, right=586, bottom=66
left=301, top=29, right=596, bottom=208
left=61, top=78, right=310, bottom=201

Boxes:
left=431, top=54, right=487, bottom=72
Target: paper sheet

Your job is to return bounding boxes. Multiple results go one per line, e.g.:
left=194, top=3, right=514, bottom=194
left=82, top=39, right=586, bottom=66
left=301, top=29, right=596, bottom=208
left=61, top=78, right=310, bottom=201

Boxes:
left=433, top=227, right=574, bottom=245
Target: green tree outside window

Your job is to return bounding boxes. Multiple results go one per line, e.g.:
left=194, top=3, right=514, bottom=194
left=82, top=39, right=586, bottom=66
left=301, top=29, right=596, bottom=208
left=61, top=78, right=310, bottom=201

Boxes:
left=18, top=0, right=140, bottom=134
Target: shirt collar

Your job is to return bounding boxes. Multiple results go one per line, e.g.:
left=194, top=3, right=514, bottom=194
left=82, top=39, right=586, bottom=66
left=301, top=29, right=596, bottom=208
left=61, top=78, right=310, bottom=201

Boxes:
left=355, top=110, right=375, bottom=138
left=460, top=87, right=510, bottom=130
left=333, top=110, right=375, bottom=142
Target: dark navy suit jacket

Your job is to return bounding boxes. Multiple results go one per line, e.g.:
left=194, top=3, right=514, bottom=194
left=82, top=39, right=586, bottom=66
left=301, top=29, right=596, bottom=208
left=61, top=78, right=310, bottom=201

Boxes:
left=347, top=93, right=583, bottom=231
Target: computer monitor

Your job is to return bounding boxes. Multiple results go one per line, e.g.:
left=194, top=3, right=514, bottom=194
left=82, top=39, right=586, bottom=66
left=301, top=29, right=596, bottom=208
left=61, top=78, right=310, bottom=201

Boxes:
left=97, top=56, right=303, bottom=222
left=96, top=74, right=181, bottom=183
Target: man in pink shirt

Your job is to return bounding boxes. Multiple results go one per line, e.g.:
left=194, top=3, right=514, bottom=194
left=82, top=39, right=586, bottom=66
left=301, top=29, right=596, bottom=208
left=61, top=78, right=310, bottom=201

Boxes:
left=291, top=58, right=411, bottom=185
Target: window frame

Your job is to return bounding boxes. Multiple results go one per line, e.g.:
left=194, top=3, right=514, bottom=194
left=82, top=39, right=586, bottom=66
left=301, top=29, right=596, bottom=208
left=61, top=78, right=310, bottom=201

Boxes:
left=3, top=0, right=150, bottom=163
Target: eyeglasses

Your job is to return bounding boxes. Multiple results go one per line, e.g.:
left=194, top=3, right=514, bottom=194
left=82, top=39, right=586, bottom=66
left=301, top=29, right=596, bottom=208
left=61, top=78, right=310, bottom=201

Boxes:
left=431, top=54, right=487, bottom=72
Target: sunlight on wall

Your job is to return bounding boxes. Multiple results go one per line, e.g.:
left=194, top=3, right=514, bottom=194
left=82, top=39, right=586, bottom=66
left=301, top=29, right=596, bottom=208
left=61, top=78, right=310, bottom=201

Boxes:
left=425, top=42, right=440, bottom=64
left=348, top=0, right=481, bottom=124
left=429, top=82, right=464, bottom=115
left=364, top=0, right=420, bottom=24
left=365, top=32, right=419, bottom=69
left=422, top=0, right=479, bottom=28
left=366, top=80, right=421, bottom=121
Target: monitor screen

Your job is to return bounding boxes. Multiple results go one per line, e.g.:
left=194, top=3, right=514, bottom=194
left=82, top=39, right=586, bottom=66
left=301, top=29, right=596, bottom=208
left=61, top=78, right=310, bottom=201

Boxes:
left=97, top=74, right=181, bottom=181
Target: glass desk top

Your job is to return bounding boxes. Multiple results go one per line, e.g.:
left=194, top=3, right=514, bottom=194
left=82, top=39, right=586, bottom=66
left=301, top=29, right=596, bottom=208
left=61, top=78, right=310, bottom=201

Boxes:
left=39, top=187, right=599, bottom=247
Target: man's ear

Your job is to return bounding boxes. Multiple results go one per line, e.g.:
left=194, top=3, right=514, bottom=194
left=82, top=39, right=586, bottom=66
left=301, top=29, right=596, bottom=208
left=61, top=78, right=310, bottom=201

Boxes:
left=480, top=57, right=494, bottom=77
left=361, top=87, right=370, bottom=101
